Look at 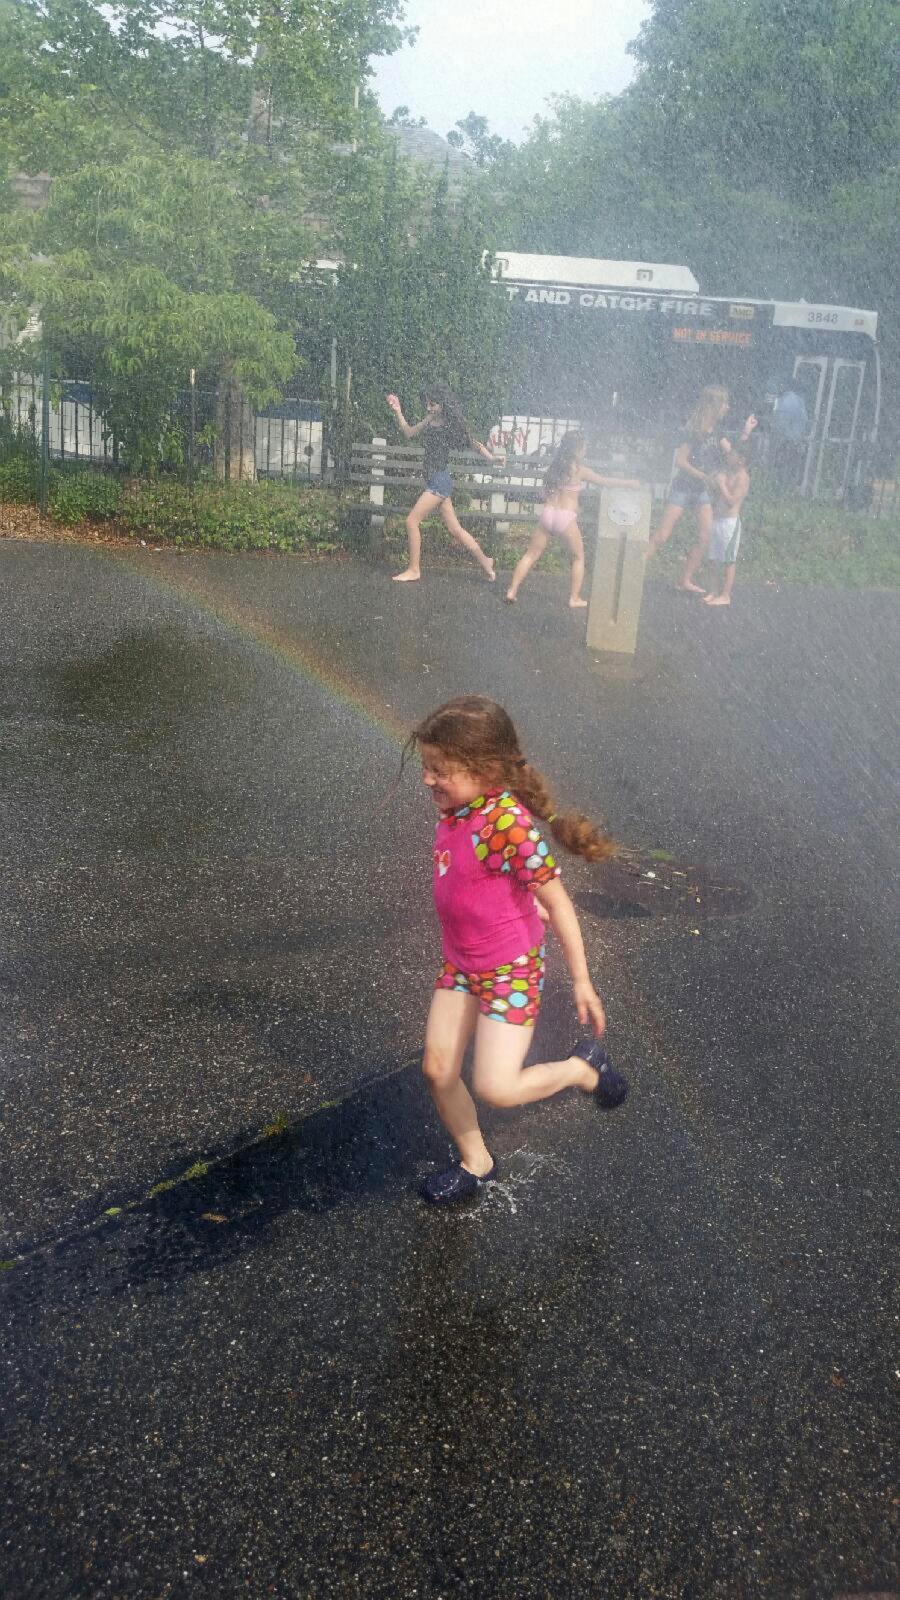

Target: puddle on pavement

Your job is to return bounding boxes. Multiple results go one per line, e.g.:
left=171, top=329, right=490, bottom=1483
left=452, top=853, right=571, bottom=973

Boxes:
left=50, top=624, right=246, bottom=735
left=579, top=854, right=754, bottom=920
left=2, top=625, right=250, bottom=848
left=1, top=625, right=246, bottom=768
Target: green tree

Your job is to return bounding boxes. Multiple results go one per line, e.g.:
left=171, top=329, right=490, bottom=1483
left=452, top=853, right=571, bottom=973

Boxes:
left=628, top=0, right=900, bottom=202
left=445, top=113, right=512, bottom=168
left=332, top=155, right=510, bottom=450
left=388, top=106, right=426, bottom=128
left=0, top=0, right=413, bottom=470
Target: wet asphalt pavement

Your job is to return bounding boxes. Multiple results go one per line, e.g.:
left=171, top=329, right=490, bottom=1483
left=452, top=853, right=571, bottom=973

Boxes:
left=1, top=542, right=898, bottom=1598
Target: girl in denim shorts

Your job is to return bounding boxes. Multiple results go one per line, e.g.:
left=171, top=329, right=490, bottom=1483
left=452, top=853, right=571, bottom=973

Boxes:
left=386, top=383, right=501, bottom=584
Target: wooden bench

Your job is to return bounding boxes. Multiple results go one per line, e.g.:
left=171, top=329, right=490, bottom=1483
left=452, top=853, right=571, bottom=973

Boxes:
left=348, top=437, right=668, bottom=550
left=349, top=439, right=596, bottom=549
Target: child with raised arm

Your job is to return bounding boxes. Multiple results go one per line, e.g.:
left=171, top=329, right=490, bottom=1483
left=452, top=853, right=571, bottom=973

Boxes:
left=385, top=382, right=500, bottom=583
left=646, top=386, right=730, bottom=589
left=702, top=439, right=751, bottom=607
left=410, top=695, right=628, bottom=1207
left=505, top=431, right=641, bottom=608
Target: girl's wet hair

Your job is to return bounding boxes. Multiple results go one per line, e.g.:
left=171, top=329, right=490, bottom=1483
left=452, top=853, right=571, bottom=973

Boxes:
left=408, top=695, right=614, bottom=863
left=543, top=431, right=585, bottom=495
left=421, top=380, right=474, bottom=447
left=686, top=385, right=729, bottom=436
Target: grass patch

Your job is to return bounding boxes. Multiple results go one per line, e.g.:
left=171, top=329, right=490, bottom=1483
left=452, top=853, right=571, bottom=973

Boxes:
left=650, top=492, right=900, bottom=589
left=148, top=1178, right=178, bottom=1197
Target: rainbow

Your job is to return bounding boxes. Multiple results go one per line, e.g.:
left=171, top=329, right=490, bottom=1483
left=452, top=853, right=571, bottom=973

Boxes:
left=113, top=549, right=413, bottom=755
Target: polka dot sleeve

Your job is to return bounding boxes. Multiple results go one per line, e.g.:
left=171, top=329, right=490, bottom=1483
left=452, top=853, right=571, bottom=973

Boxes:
left=471, top=794, right=561, bottom=887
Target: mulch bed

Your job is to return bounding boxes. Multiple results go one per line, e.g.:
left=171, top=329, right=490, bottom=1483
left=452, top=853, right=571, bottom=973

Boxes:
left=0, top=501, right=134, bottom=547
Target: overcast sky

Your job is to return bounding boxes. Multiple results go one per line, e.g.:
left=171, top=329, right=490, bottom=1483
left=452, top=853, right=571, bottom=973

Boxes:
left=370, top=0, right=651, bottom=145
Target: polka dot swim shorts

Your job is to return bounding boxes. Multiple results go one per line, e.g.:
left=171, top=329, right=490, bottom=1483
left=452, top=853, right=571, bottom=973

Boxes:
left=435, top=944, right=545, bottom=1026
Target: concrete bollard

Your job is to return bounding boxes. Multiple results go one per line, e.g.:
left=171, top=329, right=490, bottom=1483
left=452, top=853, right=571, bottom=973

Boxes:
left=585, top=486, right=652, bottom=656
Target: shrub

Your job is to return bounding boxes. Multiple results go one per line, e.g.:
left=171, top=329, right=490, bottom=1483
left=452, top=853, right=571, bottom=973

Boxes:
left=116, top=477, right=341, bottom=551
left=49, top=469, right=123, bottom=525
left=191, top=481, right=340, bottom=552
left=0, top=456, right=39, bottom=503
left=117, top=481, right=198, bottom=543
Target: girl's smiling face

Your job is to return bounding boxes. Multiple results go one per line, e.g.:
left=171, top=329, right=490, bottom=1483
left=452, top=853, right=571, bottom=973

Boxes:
left=419, top=743, right=490, bottom=812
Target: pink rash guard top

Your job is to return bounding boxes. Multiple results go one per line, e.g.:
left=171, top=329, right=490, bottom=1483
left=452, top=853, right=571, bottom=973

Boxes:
left=432, top=790, right=561, bottom=970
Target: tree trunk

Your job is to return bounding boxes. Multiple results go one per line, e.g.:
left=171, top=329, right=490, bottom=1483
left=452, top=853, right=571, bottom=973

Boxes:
left=215, top=363, right=256, bottom=482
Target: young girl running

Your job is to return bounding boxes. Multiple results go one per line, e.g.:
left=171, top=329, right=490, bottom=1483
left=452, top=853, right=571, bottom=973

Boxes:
left=411, top=695, right=628, bottom=1207
left=505, top=431, right=641, bottom=608
left=385, top=383, right=500, bottom=584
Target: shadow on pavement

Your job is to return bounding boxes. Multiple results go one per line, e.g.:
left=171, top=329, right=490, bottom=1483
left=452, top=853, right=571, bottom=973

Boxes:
left=3, top=1063, right=451, bottom=1304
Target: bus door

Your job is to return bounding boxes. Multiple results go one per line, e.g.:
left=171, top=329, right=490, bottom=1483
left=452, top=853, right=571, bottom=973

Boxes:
left=793, top=356, right=828, bottom=495
left=812, top=359, right=866, bottom=500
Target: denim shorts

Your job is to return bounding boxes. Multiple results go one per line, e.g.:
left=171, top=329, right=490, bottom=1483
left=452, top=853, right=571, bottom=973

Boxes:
left=667, top=482, right=711, bottom=510
left=425, top=470, right=453, bottom=499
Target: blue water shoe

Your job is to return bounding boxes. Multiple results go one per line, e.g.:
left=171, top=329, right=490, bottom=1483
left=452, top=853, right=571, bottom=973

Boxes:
left=420, top=1160, right=498, bottom=1206
left=571, top=1038, right=629, bottom=1108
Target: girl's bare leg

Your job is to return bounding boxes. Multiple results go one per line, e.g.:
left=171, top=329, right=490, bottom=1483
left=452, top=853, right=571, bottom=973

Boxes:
left=394, top=490, right=442, bottom=582
left=422, top=989, right=493, bottom=1174
left=472, top=1015, right=598, bottom=1109
left=561, top=521, right=586, bottom=606
left=705, top=562, right=736, bottom=606
left=440, top=499, right=496, bottom=579
left=506, top=525, right=548, bottom=601
left=678, top=502, right=713, bottom=592
left=647, top=502, right=683, bottom=557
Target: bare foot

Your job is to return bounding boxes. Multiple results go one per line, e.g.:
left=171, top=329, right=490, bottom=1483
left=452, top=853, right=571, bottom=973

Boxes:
left=569, top=597, right=588, bottom=609
left=393, top=569, right=421, bottom=583
left=676, top=580, right=706, bottom=595
left=704, top=594, right=731, bottom=606
left=505, top=591, right=517, bottom=604
left=483, top=558, right=496, bottom=582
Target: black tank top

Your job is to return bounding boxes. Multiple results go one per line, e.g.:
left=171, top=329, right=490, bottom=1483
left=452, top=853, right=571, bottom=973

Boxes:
left=423, top=418, right=470, bottom=477
left=672, top=430, right=722, bottom=489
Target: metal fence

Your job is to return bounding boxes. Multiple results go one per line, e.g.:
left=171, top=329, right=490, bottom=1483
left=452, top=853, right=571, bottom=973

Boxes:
left=2, top=375, right=898, bottom=516
left=0, top=373, right=326, bottom=482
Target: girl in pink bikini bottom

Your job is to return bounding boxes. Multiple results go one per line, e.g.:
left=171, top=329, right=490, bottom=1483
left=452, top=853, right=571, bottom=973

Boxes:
left=506, top=431, right=641, bottom=609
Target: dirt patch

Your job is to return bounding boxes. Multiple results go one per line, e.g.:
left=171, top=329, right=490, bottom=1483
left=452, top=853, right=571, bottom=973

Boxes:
left=0, top=501, right=134, bottom=547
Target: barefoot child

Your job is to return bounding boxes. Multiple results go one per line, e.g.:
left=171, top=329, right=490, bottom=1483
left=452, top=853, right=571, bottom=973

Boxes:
left=505, top=431, right=641, bottom=608
left=702, top=440, right=750, bottom=607
left=410, top=695, right=628, bottom=1206
left=385, top=384, right=500, bottom=583
left=646, top=386, right=730, bottom=590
